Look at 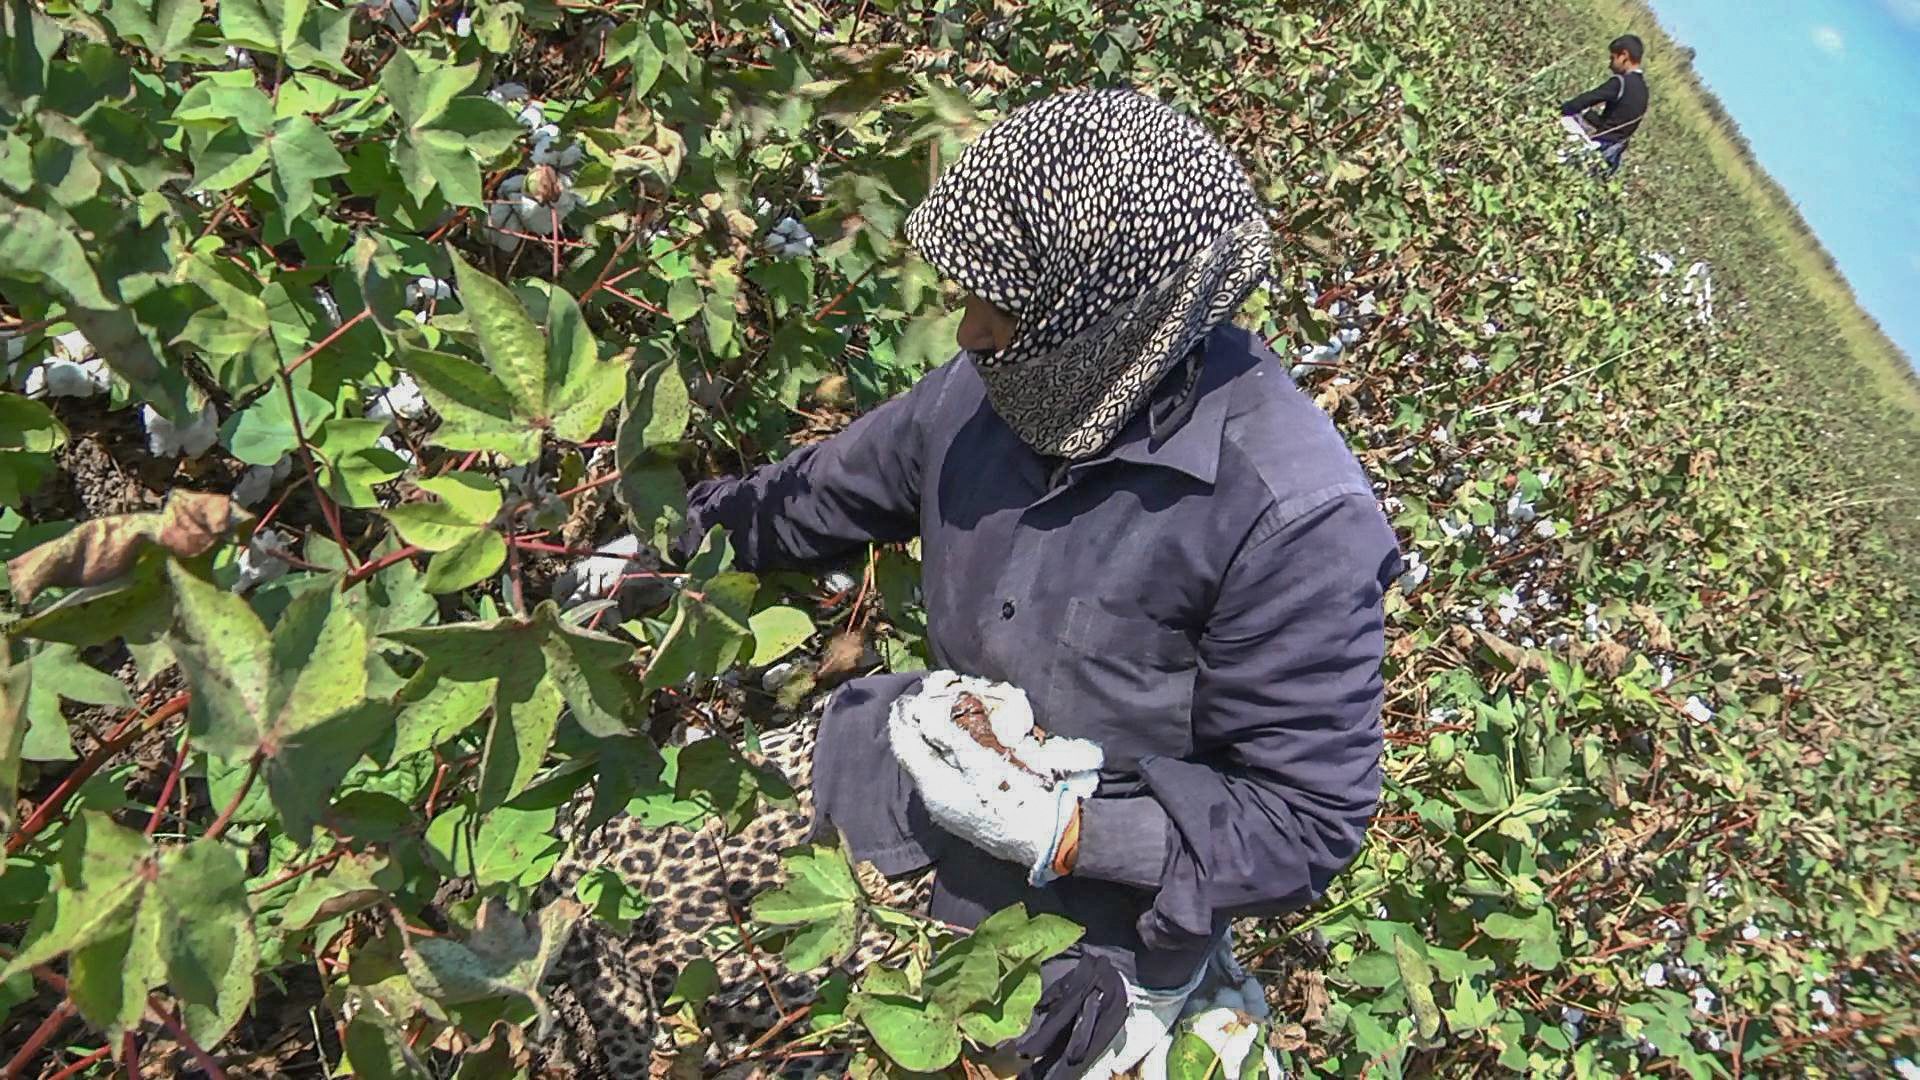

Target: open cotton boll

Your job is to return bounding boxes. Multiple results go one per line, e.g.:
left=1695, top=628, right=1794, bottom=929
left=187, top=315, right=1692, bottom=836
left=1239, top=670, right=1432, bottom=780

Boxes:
left=487, top=82, right=530, bottom=104
left=237, top=528, right=292, bottom=591
left=233, top=456, right=294, bottom=507
left=142, top=403, right=220, bottom=458
left=24, top=355, right=111, bottom=399
left=1682, top=696, right=1714, bottom=724
left=454, top=12, right=471, bottom=35
left=366, top=373, right=430, bottom=427
left=484, top=201, right=523, bottom=252
left=404, top=277, right=452, bottom=308
left=375, top=435, right=417, bottom=467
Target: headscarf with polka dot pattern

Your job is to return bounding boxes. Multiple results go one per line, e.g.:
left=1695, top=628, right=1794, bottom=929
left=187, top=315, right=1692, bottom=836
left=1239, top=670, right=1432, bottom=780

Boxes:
left=906, top=87, right=1273, bottom=460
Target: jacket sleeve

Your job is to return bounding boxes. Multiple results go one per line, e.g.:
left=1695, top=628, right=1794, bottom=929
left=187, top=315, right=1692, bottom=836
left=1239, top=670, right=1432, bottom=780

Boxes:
left=1071, top=491, right=1397, bottom=952
left=678, top=360, right=951, bottom=572
left=1561, top=74, right=1621, bottom=116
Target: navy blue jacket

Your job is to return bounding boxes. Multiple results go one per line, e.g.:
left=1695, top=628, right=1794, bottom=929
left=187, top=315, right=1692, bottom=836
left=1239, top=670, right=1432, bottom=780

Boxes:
left=686, top=324, right=1399, bottom=987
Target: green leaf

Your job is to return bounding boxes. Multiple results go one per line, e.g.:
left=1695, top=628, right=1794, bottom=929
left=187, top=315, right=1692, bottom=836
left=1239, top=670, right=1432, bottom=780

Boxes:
left=748, top=605, right=814, bottom=666
left=389, top=672, right=494, bottom=761
left=278, top=851, right=397, bottom=930
left=424, top=529, right=505, bottom=593
left=626, top=357, right=690, bottom=450
left=451, top=247, right=550, bottom=409
left=1394, top=935, right=1442, bottom=1040
left=853, top=995, right=961, bottom=1073
left=188, top=123, right=270, bottom=193
left=425, top=802, right=560, bottom=887
left=752, top=843, right=862, bottom=970
left=0, top=193, right=112, bottom=309
left=666, top=956, right=719, bottom=1008
left=380, top=50, right=475, bottom=130
left=224, top=380, right=333, bottom=466
left=400, top=897, right=581, bottom=1038
left=1443, top=981, right=1500, bottom=1033
left=383, top=473, right=501, bottom=550
left=265, top=700, right=396, bottom=844
left=267, top=114, right=348, bottom=218
left=1480, top=908, right=1562, bottom=972
left=398, top=348, right=541, bottom=462
left=220, top=0, right=308, bottom=51
left=0, top=657, right=29, bottom=832
left=573, top=865, right=647, bottom=932
left=1165, top=1030, right=1224, bottom=1080
left=0, top=812, right=154, bottom=993
left=642, top=572, right=757, bottom=693
left=154, top=839, right=257, bottom=1045
left=106, top=0, right=202, bottom=60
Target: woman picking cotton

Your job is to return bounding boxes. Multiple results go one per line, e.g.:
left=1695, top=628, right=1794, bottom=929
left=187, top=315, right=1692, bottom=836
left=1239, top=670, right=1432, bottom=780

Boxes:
left=680, top=88, right=1398, bottom=1078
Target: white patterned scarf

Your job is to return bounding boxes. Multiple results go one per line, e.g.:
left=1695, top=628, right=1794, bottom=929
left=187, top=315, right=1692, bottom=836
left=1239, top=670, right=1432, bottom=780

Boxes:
left=906, top=88, right=1273, bottom=460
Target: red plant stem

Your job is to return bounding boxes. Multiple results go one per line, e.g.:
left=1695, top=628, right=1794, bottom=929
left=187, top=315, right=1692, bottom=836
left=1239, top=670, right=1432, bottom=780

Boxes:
left=814, top=262, right=880, bottom=323
left=340, top=544, right=424, bottom=588
left=203, top=752, right=262, bottom=841
left=278, top=371, right=360, bottom=569
left=144, top=734, right=192, bottom=838
left=120, top=1034, right=136, bottom=1080
left=281, top=309, right=371, bottom=377
left=251, top=472, right=311, bottom=532
left=158, top=1006, right=229, bottom=1080
left=7, top=693, right=191, bottom=855
left=556, top=469, right=621, bottom=500
left=46, top=1045, right=111, bottom=1080
left=251, top=849, right=346, bottom=896
left=3, top=1000, right=74, bottom=1078
left=598, top=283, right=668, bottom=317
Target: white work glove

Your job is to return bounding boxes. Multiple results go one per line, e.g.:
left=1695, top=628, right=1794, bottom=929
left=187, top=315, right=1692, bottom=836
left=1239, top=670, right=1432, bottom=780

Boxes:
left=887, top=671, right=1102, bottom=887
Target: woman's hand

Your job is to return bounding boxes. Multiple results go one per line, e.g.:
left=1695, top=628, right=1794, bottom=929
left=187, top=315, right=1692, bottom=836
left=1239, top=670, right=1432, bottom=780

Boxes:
left=886, top=672, right=1102, bottom=886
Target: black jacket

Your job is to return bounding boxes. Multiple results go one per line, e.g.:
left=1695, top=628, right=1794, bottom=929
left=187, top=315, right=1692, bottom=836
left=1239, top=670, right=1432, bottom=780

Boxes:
left=1562, top=70, right=1648, bottom=145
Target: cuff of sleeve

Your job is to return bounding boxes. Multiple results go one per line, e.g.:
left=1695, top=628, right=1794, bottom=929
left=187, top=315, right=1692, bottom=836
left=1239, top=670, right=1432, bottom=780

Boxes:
left=1071, top=795, right=1172, bottom=891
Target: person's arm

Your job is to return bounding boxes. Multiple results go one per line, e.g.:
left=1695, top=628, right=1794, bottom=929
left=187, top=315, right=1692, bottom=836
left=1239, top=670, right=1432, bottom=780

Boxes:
left=1069, top=491, right=1398, bottom=952
left=1560, top=74, right=1622, bottom=116
left=678, top=360, right=953, bottom=571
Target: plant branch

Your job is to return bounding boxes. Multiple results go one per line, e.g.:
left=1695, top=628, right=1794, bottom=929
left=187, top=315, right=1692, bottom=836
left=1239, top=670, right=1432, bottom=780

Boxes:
left=7, top=693, right=191, bottom=855
left=204, top=752, right=262, bottom=841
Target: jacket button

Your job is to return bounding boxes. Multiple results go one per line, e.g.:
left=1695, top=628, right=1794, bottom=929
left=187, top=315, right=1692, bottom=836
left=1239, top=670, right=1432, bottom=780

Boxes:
left=1001, top=600, right=1016, bottom=619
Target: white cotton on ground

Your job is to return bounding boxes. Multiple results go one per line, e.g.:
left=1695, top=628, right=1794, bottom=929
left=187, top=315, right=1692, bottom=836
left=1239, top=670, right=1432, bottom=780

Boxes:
left=142, top=403, right=220, bottom=458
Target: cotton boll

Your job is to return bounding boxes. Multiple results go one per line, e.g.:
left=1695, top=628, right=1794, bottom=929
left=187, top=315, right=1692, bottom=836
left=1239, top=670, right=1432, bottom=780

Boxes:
left=488, top=82, right=531, bottom=104
left=366, top=373, right=430, bottom=427
left=1643, top=962, right=1667, bottom=988
left=28, top=355, right=112, bottom=399
left=233, top=456, right=294, bottom=508
left=1683, top=696, right=1714, bottom=724
left=455, top=12, right=471, bottom=35
left=516, top=101, right=546, bottom=130
left=237, top=528, right=292, bottom=591
left=404, top=277, right=452, bottom=308
left=1691, top=986, right=1716, bottom=1014
left=1533, top=518, right=1558, bottom=539
left=142, top=403, right=220, bottom=458
left=375, top=435, right=416, bottom=468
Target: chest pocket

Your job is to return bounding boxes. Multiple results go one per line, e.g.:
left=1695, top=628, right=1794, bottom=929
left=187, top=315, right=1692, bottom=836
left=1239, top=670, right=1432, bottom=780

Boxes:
left=1043, top=596, right=1199, bottom=764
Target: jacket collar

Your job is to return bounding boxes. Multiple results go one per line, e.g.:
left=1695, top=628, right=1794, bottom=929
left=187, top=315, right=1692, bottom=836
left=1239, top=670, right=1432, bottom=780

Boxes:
left=1070, top=326, right=1250, bottom=486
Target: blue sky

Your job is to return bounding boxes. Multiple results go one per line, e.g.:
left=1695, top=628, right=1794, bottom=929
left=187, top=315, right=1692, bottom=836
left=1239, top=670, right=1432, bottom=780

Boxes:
left=1645, top=0, right=1920, bottom=370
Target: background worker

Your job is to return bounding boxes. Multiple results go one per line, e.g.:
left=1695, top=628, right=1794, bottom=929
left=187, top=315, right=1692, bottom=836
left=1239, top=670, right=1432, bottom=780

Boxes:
left=1562, top=33, right=1650, bottom=173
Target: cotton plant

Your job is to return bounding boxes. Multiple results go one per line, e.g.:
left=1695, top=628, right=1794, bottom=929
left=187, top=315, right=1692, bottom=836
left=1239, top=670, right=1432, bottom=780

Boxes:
left=141, top=402, right=220, bottom=458
left=477, top=87, right=588, bottom=253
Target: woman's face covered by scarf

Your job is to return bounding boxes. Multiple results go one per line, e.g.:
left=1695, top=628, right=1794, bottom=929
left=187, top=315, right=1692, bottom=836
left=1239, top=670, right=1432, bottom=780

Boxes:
left=906, top=88, right=1273, bottom=460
